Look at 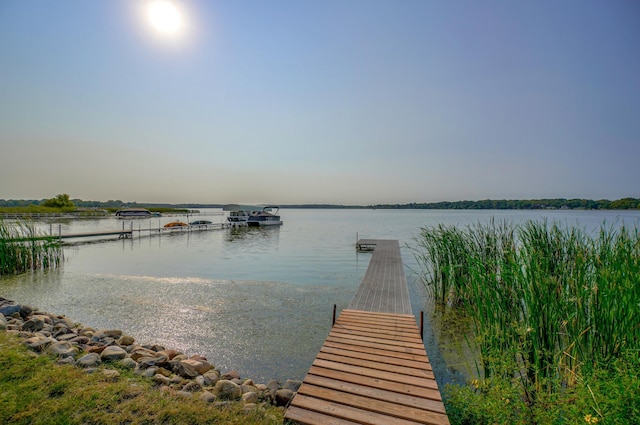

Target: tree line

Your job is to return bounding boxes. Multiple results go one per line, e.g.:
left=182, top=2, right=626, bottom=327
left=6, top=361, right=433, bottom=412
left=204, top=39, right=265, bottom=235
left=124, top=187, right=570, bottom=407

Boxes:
left=2, top=196, right=639, bottom=210
left=370, top=198, right=640, bottom=210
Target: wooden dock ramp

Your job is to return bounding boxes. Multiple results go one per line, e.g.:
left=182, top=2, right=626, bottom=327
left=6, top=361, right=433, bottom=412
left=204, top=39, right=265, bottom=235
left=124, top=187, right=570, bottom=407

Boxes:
left=285, top=240, right=450, bottom=425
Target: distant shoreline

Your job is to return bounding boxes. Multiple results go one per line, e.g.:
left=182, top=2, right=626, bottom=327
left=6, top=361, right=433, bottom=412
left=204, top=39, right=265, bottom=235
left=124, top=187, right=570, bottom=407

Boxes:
left=1, top=197, right=639, bottom=211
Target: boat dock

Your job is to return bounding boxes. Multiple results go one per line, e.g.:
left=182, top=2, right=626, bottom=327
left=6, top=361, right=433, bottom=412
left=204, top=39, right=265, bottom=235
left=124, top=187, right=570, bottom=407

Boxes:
left=284, top=240, right=450, bottom=425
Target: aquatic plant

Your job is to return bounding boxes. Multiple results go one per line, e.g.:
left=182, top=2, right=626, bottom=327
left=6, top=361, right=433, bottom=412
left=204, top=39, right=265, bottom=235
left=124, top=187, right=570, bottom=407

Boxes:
left=413, top=219, right=640, bottom=395
left=0, top=219, right=63, bottom=275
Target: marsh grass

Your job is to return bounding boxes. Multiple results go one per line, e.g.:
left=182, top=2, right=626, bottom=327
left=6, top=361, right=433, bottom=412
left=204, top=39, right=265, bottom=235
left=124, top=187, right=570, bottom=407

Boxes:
left=0, top=219, right=63, bottom=275
left=413, top=219, right=640, bottom=396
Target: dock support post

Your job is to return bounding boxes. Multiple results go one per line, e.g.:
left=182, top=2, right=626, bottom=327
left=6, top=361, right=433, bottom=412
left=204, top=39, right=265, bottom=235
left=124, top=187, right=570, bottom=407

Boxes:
left=420, top=311, right=424, bottom=340
left=332, top=304, right=337, bottom=326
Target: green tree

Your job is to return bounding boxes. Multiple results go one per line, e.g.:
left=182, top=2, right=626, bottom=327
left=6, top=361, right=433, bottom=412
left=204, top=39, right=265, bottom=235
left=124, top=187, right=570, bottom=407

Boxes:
left=41, top=194, right=74, bottom=209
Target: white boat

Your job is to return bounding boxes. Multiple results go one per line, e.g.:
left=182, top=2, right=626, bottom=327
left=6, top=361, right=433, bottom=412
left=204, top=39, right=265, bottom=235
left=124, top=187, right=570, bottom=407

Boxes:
left=115, top=208, right=160, bottom=219
left=223, top=204, right=261, bottom=226
left=247, top=207, right=283, bottom=227
left=227, top=211, right=252, bottom=226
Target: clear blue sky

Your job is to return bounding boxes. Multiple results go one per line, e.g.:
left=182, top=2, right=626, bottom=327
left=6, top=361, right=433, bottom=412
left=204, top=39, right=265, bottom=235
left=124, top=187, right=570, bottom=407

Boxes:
left=1, top=0, right=638, bottom=205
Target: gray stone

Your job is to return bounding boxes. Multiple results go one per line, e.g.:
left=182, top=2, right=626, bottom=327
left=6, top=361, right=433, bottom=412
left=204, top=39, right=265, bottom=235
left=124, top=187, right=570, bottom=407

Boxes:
left=241, top=384, right=258, bottom=394
left=21, top=317, right=44, bottom=332
left=266, top=379, right=281, bottom=393
left=94, top=329, right=123, bottom=339
left=118, top=335, right=135, bottom=346
left=103, top=369, right=120, bottom=380
left=47, top=341, right=78, bottom=358
left=69, top=336, right=90, bottom=345
left=175, top=359, right=199, bottom=378
left=183, top=358, right=211, bottom=374
left=52, top=324, right=71, bottom=338
left=79, top=327, right=95, bottom=337
left=23, top=335, right=56, bottom=352
left=0, top=315, right=8, bottom=330
left=57, top=356, right=76, bottom=366
left=130, top=347, right=158, bottom=362
left=202, top=370, right=220, bottom=386
left=243, top=403, right=260, bottom=413
left=93, top=336, right=115, bottom=346
left=33, top=314, right=52, bottom=325
left=157, top=349, right=181, bottom=360
left=56, top=333, right=78, bottom=342
left=283, top=379, right=303, bottom=392
left=169, top=375, right=185, bottom=385
left=0, top=305, right=21, bottom=317
left=53, top=316, right=76, bottom=328
left=153, top=374, right=172, bottom=386
left=200, top=391, right=217, bottom=403
left=194, top=375, right=206, bottom=388
left=156, top=367, right=172, bottom=377
left=100, top=346, right=127, bottom=361
left=274, top=389, right=294, bottom=407
left=222, top=370, right=241, bottom=380
left=77, top=353, right=102, bottom=368
left=118, top=357, right=138, bottom=369
left=182, top=381, right=201, bottom=392
left=176, top=391, right=193, bottom=398
left=242, top=391, right=258, bottom=404
left=213, top=379, right=242, bottom=400
left=19, top=305, right=34, bottom=318
left=137, top=354, right=168, bottom=368
left=140, top=367, right=159, bottom=378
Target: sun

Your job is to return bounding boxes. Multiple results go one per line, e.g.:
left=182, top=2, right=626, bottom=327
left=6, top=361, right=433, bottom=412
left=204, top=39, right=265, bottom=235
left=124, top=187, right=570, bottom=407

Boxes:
left=145, top=0, right=186, bottom=38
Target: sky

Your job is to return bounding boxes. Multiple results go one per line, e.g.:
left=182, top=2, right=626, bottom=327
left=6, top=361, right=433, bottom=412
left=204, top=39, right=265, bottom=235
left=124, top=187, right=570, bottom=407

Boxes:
left=1, top=0, right=639, bottom=205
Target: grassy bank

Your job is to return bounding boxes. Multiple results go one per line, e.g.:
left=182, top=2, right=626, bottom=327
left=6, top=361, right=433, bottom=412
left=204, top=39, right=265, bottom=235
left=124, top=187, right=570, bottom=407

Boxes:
left=0, top=220, right=63, bottom=275
left=414, top=219, right=640, bottom=424
left=0, top=332, right=284, bottom=425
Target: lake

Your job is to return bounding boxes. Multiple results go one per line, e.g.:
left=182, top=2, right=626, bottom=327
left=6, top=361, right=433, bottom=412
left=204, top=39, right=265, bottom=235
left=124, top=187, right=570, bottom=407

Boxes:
left=1, top=208, right=639, bottom=386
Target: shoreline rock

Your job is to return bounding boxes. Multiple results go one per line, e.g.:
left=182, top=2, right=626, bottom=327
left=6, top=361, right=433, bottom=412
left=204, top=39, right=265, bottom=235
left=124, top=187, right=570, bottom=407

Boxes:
left=0, top=296, right=300, bottom=409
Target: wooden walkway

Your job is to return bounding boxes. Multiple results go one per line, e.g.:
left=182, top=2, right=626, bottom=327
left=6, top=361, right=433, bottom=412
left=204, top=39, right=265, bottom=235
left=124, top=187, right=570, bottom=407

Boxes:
left=285, top=240, right=449, bottom=425
left=349, top=240, right=412, bottom=315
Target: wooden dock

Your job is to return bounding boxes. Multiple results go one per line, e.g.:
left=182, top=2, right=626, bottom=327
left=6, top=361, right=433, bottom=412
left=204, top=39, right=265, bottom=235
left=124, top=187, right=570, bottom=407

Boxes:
left=284, top=240, right=449, bottom=425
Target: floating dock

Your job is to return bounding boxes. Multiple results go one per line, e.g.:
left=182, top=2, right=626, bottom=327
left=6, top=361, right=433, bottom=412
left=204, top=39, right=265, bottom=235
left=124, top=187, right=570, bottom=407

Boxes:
left=284, top=239, right=449, bottom=425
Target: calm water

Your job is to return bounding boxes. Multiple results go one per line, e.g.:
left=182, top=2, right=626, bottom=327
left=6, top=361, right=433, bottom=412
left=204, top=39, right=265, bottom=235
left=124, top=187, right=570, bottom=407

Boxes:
left=2, top=209, right=639, bottom=385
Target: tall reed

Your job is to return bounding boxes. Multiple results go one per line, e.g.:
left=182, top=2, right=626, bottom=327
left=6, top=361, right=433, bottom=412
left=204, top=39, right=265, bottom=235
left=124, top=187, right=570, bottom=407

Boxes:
left=413, top=219, right=640, bottom=394
left=0, top=219, right=63, bottom=275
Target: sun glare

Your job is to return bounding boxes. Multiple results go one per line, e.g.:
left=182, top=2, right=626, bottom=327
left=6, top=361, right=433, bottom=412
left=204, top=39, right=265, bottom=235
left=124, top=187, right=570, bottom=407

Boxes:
left=144, top=0, right=186, bottom=39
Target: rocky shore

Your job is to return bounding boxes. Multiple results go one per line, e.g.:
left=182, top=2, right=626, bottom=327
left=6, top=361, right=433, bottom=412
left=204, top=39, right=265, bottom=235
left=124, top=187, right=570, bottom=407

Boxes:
left=0, top=297, right=301, bottom=412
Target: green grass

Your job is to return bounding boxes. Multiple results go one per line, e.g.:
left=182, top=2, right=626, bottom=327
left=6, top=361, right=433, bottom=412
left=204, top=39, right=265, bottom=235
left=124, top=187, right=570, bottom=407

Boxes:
left=443, top=350, right=640, bottom=424
left=413, top=219, right=640, bottom=423
left=0, top=220, right=63, bottom=275
left=0, top=332, right=284, bottom=425
left=0, top=206, right=78, bottom=214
